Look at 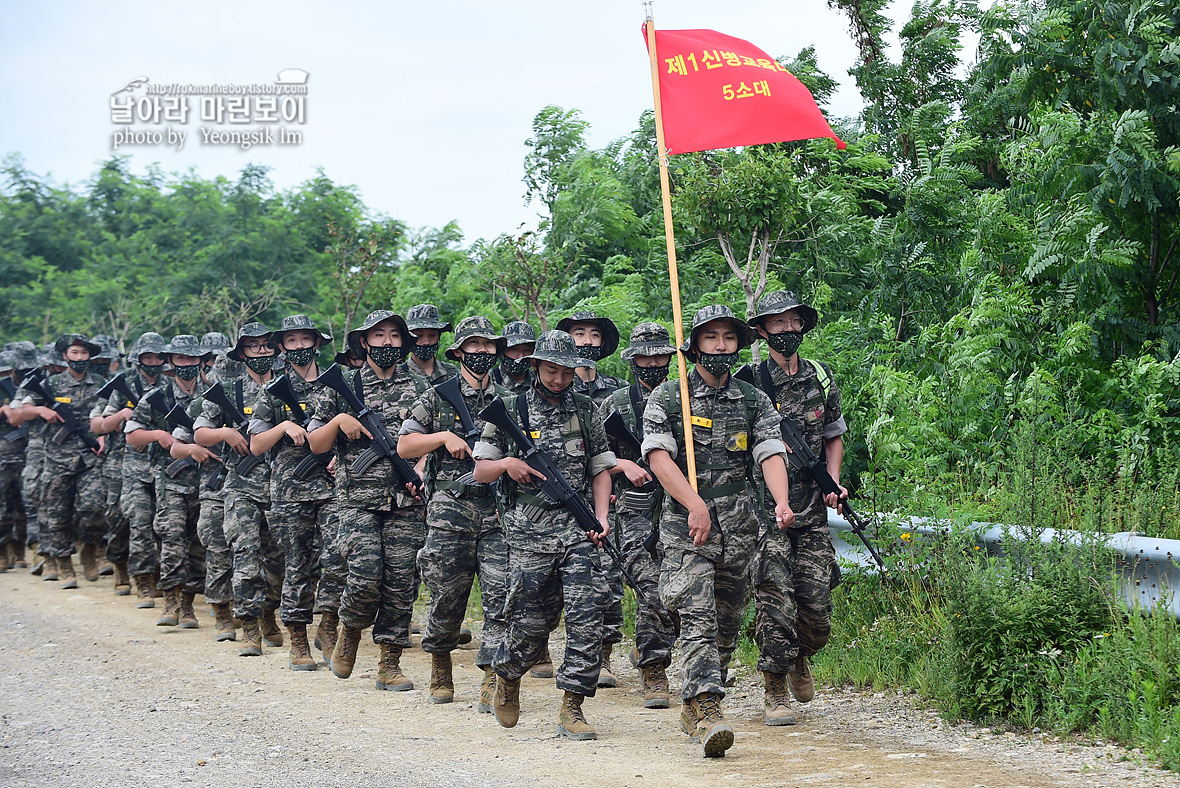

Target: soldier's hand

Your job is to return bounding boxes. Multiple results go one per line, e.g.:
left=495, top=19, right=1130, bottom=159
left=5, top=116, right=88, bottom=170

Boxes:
left=157, top=432, right=175, bottom=451
left=327, top=454, right=337, bottom=476
left=188, top=444, right=217, bottom=463
left=589, top=517, right=610, bottom=547
left=505, top=458, right=545, bottom=485
left=40, top=406, right=64, bottom=424
left=92, top=435, right=106, bottom=457
left=443, top=432, right=471, bottom=459
left=224, top=429, right=250, bottom=455
left=620, top=459, right=652, bottom=487
left=688, top=505, right=712, bottom=546
left=284, top=422, right=309, bottom=446
left=824, top=485, right=849, bottom=514
left=775, top=502, right=796, bottom=530
left=337, top=414, right=370, bottom=441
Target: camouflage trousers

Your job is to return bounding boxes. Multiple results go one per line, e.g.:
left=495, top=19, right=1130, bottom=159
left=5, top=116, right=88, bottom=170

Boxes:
left=222, top=491, right=283, bottom=620
left=494, top=540, right=608, bottom=698
left=417, top=493, right=507, bottom=667
left=752, top=520, right=836, bottom=672
left=337, top=505, right=424, bottom=646
left=616, top=507, right=677, bottom=668
left=271, top=498, right=341, bottom=625
left=315, top=504, right=346, bottom=614
left=601, top=503, right=625, bottom=648
left=196, top=495, right=232, bottom=605
left=121, top=476, right=159, bottom=577
left=40, top=456, right=106, bottom=557
left=658, top=492, right=760, bottom=702
left=103, top=472, right=129, bottom=565
left=21, top=458, right=43, bottom=549
left=0, top=462, right=26, bottom=549
left=154, top=486, right=206, bottom=594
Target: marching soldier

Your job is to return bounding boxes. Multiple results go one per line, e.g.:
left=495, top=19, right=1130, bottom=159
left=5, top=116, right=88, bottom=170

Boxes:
left=492, top=321, right=535, bottom=395
left=0, top=350, right=29, bottom=570
left=402, top=304, right=457, bottom=384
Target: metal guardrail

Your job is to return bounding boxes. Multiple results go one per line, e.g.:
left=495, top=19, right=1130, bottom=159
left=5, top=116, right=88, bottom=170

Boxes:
left=828, top=512, right=1180, bottom=620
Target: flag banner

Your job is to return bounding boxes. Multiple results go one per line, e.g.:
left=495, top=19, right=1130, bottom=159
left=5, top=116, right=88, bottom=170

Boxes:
left=643, top=24, right=846, bottom=154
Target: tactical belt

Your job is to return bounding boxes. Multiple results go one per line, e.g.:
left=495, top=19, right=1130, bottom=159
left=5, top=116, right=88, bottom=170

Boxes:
left=665, top=480, right=748, bottom=514
left=435, top=478, right=493, bottom=498
left=516, top=492, right=560, bottom=510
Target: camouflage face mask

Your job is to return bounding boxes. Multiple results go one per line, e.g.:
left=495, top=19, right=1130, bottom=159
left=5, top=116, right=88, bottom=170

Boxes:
left=67, top=359, right=90, bottom=373
left=631, top=359, right=669, bottom=387
left=244, top=355, right=276, bottom=375
left=367, top=344, right=404, bottom=370
left=461, top=351, right=498, bottom=376
left=697, top=351, right=739, bottom=378
left=766, top=331, right=803, bottom=359
left=411, top=343, right=439, bottom=361
left=173, top=364, right=201, bottom=381
left=139, top=362, right=166, bottom=378
left=285, top=347, right=317, bottom=367
left=575, top=344, right=604, bottom=362
left=500, top=356, right=530, bottom=378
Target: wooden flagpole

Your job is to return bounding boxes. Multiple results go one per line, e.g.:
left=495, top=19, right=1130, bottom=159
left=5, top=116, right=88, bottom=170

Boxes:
left=644, top=10, right=698, bottom=492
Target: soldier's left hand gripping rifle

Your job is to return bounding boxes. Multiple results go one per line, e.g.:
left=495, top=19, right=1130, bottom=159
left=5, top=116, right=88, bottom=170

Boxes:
left=433, top=375, right=495, bottom=493
left=735, top=365, right=886, bottom=572
left=266, top=374, right=333, bottom=482
left=478, top=396, right=658, bottom=607
left=316, top=363, right=422, bottom=495
left=1, top=377, right=28, bottom=444
left=22, top=374, right=101, bottom=454
left=200, top=382, right=265, bottom=477
left=161, top=401, right=224, bottom=488
left=603, top=410, right=663, bottom=561
left=143, top=389, right=199, bottom=479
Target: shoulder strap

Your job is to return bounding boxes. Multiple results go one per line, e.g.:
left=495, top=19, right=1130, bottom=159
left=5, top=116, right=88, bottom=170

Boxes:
left=803, top=358, right=830, bottom=402
left=572, top=392, right=593, bottom=449
left=133, top=375, right=144, bottom=396
left=351, top=369, right=364, bottom=402
left=627, top=384, right=645, bottom=438
left=233, top=379, right=244, bottom=412
left=516, top=391, right=530, bottom=434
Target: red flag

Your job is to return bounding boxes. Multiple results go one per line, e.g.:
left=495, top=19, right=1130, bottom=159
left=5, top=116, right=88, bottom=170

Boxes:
left=644, top=24, right=845, bottom=154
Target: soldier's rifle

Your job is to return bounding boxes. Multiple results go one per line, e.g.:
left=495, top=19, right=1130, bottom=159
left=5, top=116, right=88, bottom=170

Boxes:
left=96, top=372, right=140, bottom=409
left=200, top=382, right=265, bottom=477
left=431, top=374, right=495, bottom=494
left=1, top=377, right=28, bottom=443
left=21, top=374, right=101, bottom=453
left=143, top=389, right=199, bottom=479
left=266, top=374, right=333, bottom=482
left=603, top=410, right=662, bottom=560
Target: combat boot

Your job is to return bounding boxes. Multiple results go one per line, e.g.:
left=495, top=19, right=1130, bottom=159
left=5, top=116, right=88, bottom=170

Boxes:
left=494, top=674, right=520, bottom=728
left=680, top=699, right=703, bottom=738
left=98, top=560, right=115, bottom=576
left=788, top=656, right=815, bottom=703
left=629, top=644, right=640, bottom=668
left=458, top=626, right=473, bottom=645
left=59, top=556, right=78, bottom=590
left=557, top=691, right=597, bottom=741
left=314, top=610, right=339, bottom=665
left=640, top=662, right=671, bottom=709
left=238, top=618, right=263, bottom=657
left=134, top=575, right=155, bottom=608
left=178, top=592, right=199, bottom=628
left=211, top=603, right=236, bottom=642
left=529, top=643, right=554, bottom=679
left=763, top=671, right=797, bottom=726
left=150, top=572, right=162, bottom=598
left=690, top=693, right=735, bottom=758
left=113, top=561, right=131, bottom=596
left=427, top=651, right=454, bottom=703
left=287, top=624, right=317, bottom=671
left=597, top=643, right=617, bottom=688
left=42, top=555, right=59, bottom=581
left=330, top=625, right=362, bottom=679
left=30, top=553, right=47, bottom=576
left=13, top=543, right=26, bottom=569
left=478, top=667, right=497, bottom=714
left=377, top=644, right=414, bottom=691
left=156, top=588, right=180, bottom=626
left=79, top=544, right=99, bottom=582
left=261, top=609, right=283, bottom=647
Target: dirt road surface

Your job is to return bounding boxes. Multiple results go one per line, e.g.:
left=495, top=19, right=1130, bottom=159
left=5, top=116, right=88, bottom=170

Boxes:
left=2, top=569, right=1178, bottom=788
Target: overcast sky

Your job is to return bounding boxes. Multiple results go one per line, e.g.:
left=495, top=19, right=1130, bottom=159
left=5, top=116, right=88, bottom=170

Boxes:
left=0, top=0, right=923, bottom=244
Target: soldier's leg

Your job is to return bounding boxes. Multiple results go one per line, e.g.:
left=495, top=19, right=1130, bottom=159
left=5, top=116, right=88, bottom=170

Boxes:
left=273, top=501, right=317, bottom=626
left=39, top=462, right=80, bottom=559
left=619, top=509, right=676, bottom=668
left=223, top=492, right=269, bottom=621
left=372, top=509, right=424, bottom=648
left=556, top=541, right=608, bottom=698
left=473, top=512, right=509, bottom=670
left=659, top=540, right=723, bottom=701
left=337, top=507, right=383, bottom=632
left=75, top=463, right=107, bottom=550
left=20, top=461, right=42, bottom=552
left=104, top=475, right=129, bottom=566
left=419, top=523, right=477, bottom=655
left=197, top=497, right=232, bottom=604
left=182, top=493, right=205, bottom=596
left=752, top=530, right=799, bottom=674
left=124, top=478, right=159, bottom=578
left=494, top=547, right=560, bottom=682
left=314, top=503, right=345, bottom=614
left=791, top=526, right=836, bottom=659
left=260, top=509, right=284, bottom=616
left=154, top=486, right=190, bottom=591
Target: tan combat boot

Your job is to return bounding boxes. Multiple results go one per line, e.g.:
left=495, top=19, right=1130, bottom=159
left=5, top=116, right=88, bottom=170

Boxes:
left=428, top=651, right=454, bottom=703
left=597, top=643, right=617, bottom=688
left=79, top=544, right=99, bottom=582
left=763, top=671, right=797, bottom=726
left=330, top=626, right=362, bottom=678
left=134, top=575, right=155, bottom=608
left=629, top=644, right=640, bottom=668
left=376, top=644, right=414, bottom=691
left=680, top=699, right=703, bottom=738
left=314, top=610, right=339, bottom=665
left=640, top=662, right=672, bottom=709
left=691, top=692, right=735, bottom=758
left=494, top=674, right=520, bottom=728
left=528, top=643, right=554, bottom=679
left=788, top=656, right=815, bottom=703
left=42, top=555, right=59, bottom=582
left=156, top=588, right=180, bottom=626
left=98, top=559, right=115, bottom=576
left=59, top=556, right=78, bottom=590
left=287, top=624, right=317, bottom=671
left=478, top=667, right=497, bottom=714
left=178, top=592, right=199, bottom=628
left=12, top=542, right=26, bottom=569
left=150, top=573, right=162, bottom=598
left=211, top=603, right=236, bottom=642
left=113, top=561, right=131, bottom=595
left=261, top=609, right=283, bottom=647
left=238, top=617, right=263, bottom=657
left=557, top=691, right=597, bottom=741
left=30, top=553, right=46, bottom=576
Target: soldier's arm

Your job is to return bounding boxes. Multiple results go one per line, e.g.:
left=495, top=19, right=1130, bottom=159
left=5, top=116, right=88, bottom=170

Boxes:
left=194, top=401, right=248, bottom=454
left=471, top=421, right=539, bottom=484
left=751, top=387, right=793, bottom=527
left=397, top=388, right=467, bottom=459
left=641, top=386, right=711, bottom=544
left=306, top=390, right=367, bottom=454
left=124, top=401, right=173, bottom=449
left=170, top=427, right=216, bottom=463
left=249, top=394, right=304, bottom=454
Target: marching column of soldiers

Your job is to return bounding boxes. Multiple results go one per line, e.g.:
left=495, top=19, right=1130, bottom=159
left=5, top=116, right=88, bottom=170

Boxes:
left=0, top=291, right=850, bottom=759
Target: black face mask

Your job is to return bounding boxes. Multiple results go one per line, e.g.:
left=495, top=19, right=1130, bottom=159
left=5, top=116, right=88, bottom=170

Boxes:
left=67, top=359, right=90, bottom=373
left=173, top=364, right=201, bottom=381
left=575, top=344, right=604, bottom=362
left=245, top=355, right=276, bottom=375
left=766, top=331, right=804, bottom=359
left=461, top=351, right=498, bottom=376
left=411, top=343, right=439, bottom=361
left=89, top=360, right=109, bottom=374
left=285, top=347, right=317, bottom=367
left=139, top=362, right=165, bottom=378
left=500, top=356, right=530, bottom=378
left=534, top=377, right=572, bottom=399
left=631, top=359, right=670, bottom=387
left=698, top=351, right=739, bottom=378
left=367, top=345, right=404, bottom=370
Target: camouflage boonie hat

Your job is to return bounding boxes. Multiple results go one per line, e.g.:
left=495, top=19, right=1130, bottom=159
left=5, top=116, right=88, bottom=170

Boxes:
left=0, top=352, right=13, bottom=373
left=747, top=290, right=818, bottom=334
left=502, top=321, right=537, bottom=348
left=445, top=316, right=506, bottom=360
left=165, top=334, right=204, bottom=358
left=268, top=314, right=332, bottom=348
left=5, top=341, right=38, bottom=370
left=54, top=333, right=101, bottom=358
left=227, top=322, right=274, bottom=361
left=40, top=344, right=63, bottom=368
left=556, top=311, right=620, bottom=358
left=131, top=332, right=167, bottom=359
left=621, top=322, right=676, bottom=360
left=526, top=330, right=595, bottom=370
left=405, top=304, right=452, bottom=334
left=89, top=334, right=120, bottom=360
left=200, top=332, right=232, bottom=356
left=346, top=310, right=410, bottom=356
left=681, top=305, right=755, bottom=362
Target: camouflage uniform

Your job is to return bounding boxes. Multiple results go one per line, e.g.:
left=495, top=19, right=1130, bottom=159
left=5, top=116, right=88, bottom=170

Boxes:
left=399, top=316, right=509, bottom=667
left=401, top=304, right=457, bottom=385
left=746, top=292, right=847, bottom=672
left=91, top=367, right=147, bottom=569
left=20, top=349, right=54, bottom=552
left=308, top=311, right=427, bottom=647
left=474, top=331, right=617, bottom=698
left=492, top=321, right=536, bottom=395
left=641, top=307, right=787, bottom=702
left=0, top=350, right=30, bottom=555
